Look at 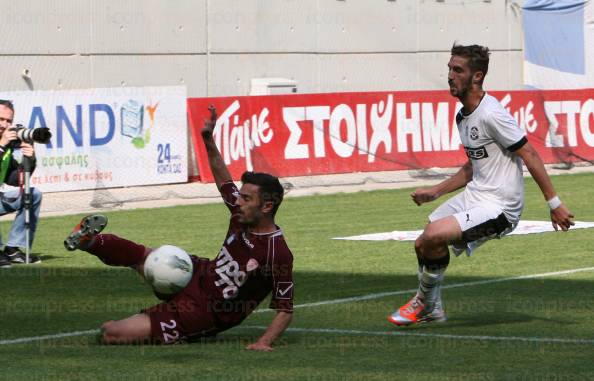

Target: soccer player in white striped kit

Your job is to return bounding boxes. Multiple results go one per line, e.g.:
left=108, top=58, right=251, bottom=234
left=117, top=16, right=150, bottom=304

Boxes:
left=388, top=44, right=575, bottom=326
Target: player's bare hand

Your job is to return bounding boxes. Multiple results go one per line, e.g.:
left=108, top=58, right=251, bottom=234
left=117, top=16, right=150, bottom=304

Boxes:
left=411, top=187, right=440, bottom=206
left=246, top=342, right=274, bottom=352
left=550, top=204, right=575, bottom=231
left=201, top=105, right=217, bottom=140
left=19, top=142, right=35, bottom=157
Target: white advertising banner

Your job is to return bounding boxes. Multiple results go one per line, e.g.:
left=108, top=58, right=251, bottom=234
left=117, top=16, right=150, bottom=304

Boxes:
left=0, top=86, right=187, bottom=192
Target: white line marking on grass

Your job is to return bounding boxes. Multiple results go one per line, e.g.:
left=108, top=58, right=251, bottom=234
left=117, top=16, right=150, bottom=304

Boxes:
left=0, top=329, right=99, bottom=346
left=254, top=266, right=594, bottom=313
left=239, top=325, right=594, bottom=345
left=1, top=266, right=593, bottom=346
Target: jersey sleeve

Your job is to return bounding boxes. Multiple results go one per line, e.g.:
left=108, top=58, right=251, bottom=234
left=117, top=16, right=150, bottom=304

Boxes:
left=219, top=182, right=242, bottom=229
left=268, top=242, right=294, bottom=313
left=485, top=107, right=527, bottom=152
left=219, top=181, right=241, bottom=213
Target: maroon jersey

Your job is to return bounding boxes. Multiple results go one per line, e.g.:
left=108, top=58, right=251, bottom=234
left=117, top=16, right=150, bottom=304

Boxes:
left=200, top=181, right=294, bottom=330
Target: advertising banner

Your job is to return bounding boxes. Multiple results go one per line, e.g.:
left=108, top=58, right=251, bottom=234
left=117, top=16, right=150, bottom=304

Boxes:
left=523, top=0, right=594, bottom=89
left=188, top=89, right=594, bottom=182
left=0, top=86, right=188, bottom=192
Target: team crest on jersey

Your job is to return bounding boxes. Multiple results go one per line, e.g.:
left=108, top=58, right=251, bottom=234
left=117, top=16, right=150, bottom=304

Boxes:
left=246, top=258, right=259, bottom=272
left=470, top=126, right=479, bottom=140
left=464, top=146, right=489, bottom=160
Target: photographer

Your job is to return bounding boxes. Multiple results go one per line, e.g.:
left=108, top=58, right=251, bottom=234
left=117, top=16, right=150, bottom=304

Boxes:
left=0, top=100, right=42, bottom=267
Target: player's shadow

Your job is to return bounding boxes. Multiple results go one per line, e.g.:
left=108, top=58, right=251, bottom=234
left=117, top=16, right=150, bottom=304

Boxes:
left=36, top=254, right=61, bottom=262
left=434, top=312, right=572, bottom=329
left=401, top=312, right=536, bottom=331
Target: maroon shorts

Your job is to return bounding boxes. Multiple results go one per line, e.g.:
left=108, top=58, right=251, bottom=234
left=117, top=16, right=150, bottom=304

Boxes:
left=142, top=256, right=219, bottom=344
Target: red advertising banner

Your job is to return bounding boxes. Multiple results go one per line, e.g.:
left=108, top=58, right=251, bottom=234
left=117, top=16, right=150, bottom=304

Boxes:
left=187, top=90, right=594, bottom=182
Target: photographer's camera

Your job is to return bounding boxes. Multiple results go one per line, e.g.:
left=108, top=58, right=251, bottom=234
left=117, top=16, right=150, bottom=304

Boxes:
left=7, top=124, right=52, bottom=149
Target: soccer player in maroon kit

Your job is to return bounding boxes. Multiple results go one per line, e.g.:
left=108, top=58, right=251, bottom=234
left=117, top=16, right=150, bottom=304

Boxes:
left=64, top=106, right=294, bottom=350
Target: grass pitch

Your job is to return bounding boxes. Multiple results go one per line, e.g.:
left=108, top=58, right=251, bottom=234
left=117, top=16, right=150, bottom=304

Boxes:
left=0, top=172, right=593, bottom=381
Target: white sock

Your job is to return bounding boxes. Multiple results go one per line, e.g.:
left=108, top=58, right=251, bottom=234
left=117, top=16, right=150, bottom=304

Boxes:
left=418, top=266, right=447, bottom=310
left=415, top=264, right=424, bottom=298
left=434, top=273, right=444, bottom=311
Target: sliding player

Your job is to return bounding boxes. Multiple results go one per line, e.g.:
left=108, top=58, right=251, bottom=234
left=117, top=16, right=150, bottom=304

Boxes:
left=65, top=106, right=294, bottom=350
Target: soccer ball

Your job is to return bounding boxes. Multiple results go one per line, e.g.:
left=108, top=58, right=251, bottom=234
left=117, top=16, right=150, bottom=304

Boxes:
left=143, top=245, right=194, bottom=295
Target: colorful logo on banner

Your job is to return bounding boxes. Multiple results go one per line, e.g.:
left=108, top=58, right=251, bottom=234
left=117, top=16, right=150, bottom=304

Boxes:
left=187, top=90, right=594, bottom=183
left=119, top=100, right=163, bottom=150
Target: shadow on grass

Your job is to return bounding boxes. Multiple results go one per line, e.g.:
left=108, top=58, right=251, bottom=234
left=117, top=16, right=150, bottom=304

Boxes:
left=36, top=254, right=62, bottom=262
left=0, top=266, right=591, bottom=344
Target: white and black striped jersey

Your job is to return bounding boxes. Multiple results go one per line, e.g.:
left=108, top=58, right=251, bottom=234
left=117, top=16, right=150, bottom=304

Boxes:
left=456, top=93, right=527, bottom=223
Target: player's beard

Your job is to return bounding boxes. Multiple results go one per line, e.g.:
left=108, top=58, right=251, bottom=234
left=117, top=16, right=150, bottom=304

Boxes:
left=455, top=77, right=474, bottom=101
left=239, top=208, right=263, bottom=226
left=449, top=72, right=473, bottom=96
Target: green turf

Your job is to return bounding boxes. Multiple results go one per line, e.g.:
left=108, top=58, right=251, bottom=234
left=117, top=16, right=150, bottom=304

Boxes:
left=0, top=172, right=593, bottom=381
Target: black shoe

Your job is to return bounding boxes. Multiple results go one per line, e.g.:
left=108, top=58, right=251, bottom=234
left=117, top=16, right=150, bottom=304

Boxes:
left=0, top=253, right=11, bottom=268
left=64, top=214, right=108, bottom=251
left=4, top=247, right=41, bottom=264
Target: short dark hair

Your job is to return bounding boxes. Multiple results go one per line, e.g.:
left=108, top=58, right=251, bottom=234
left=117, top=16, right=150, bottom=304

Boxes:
left=451, top=44, right=490, bottom=83
left=241, top=171, right=284, bottom=217
left=0, top=100, right=14, bottom=112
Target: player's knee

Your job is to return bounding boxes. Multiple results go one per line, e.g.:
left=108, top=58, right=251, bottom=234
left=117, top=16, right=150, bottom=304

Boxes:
left=101, top=320, right=125, bottom=343
left=417, top=235, right=448, bottom=262
left=100, top=321, right=114, bottom=343
left=101, top=321, right=116, bottom=337
left=416, top=233, right=439, bottom=255
left=422, top=245, right=449, bottom=264
left=414, top=237, right=424, bottom=256
left=101, top=320, right=113, bottom=331
left=100, top=316, right=152, bottom=344
left=421, top=226, right=448, bottom=248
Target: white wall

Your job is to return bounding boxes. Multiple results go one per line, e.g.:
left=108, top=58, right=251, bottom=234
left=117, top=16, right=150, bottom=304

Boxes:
left=0, top=0, right=523, bottom=97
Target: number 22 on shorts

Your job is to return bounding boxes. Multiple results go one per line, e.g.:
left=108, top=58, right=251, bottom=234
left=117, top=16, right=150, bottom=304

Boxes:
left=160, top=319, right=180, bottom=343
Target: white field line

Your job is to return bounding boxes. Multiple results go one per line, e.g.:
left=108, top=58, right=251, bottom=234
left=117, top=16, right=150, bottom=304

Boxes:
left=239, top=326, right=594, bottom=345
left=1, top=266, right=593, bottom=346
left=0, top=329, right=100, bottom=345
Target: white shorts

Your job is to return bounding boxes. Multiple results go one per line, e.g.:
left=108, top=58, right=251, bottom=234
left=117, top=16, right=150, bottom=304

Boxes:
left=429, top=192, right=518, bottom=256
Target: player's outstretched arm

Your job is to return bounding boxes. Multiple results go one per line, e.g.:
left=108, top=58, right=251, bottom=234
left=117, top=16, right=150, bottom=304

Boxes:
left=411, top=160, right=473, bottom=206
left=246, top=311, right=293, bottom=352
left=201, top=105, right=232, bottom=190
left=515, top=142, right=575, bottom=231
